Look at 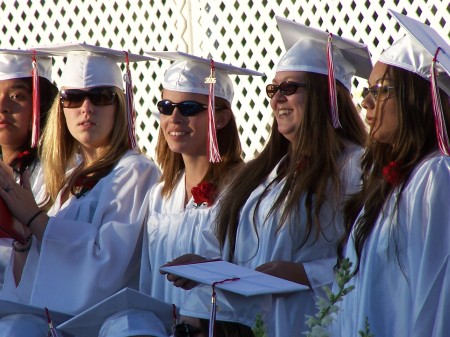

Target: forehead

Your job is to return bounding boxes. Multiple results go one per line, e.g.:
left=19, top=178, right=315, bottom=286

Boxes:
left=368, top=61, right=391, bottom=85
left=0, top=78, right=31, bottom=90
left=273, top=70, right=306, bottom=83
left=162, top=89, right=209, bottom=103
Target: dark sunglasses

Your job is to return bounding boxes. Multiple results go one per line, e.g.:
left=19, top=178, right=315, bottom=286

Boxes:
left=157, top=99, right=209, bottom=116
left=266, top=81, right=307, bottom=98
left=173, top=322, right=202, bottom=337
left=60, top=87, right=118, bottom=108
left=362, top=84, right=395, bottom=101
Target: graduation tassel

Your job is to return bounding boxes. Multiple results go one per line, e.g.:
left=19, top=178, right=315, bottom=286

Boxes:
left=205, top=59, right=221, bottom=163
left=45, top=307, right=60, bottom=337
left=31, top=51, right=40, bottom=148
left=208, top=284, right=218, bottom=337
left=209, top=277, right=241, bottom=337
left=430, top=47, right=450, bottom=156
left=124, top=51, right=137, bottom=149
left=326, top=33, right=341, bottom=129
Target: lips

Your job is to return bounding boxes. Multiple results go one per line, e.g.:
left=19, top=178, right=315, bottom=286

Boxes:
left=277, top=109, right=292, bottom=118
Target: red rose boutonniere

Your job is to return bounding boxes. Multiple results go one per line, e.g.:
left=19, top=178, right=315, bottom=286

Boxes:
left=191, top=181, right=217, bottom=208
left=382, top=161, right=403, bottom=186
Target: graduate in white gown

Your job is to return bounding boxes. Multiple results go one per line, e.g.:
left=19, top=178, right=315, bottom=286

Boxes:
left=139, top=51, right=263, bottom=307
left=213, top=18, right=371, bottom=337
left=0, top=50, right=57, bottom=291
left=331, top=11, right=450, bottom=337
left=0, top=44, right=160, bottom=315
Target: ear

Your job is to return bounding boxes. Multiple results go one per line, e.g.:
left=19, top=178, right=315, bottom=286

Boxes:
left=215, top=108, right=232, bottom=130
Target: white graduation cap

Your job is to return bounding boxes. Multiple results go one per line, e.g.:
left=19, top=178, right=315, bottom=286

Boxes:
left=33, top=43, right=155, bottom=149
left=145, top=51, right=264, bottom=103
left=382, top=10, right=450, bottom=155
left=381, top=10, right=450, bottom=96
left=180, top=285, right=271, bottom=330
left=146, top=51, right=264, bottom=162
left=275, top=16, right=372, bottom=91
left=0, top=300, right=72, bottom=337
left=33, top=43, right=154, bottom=89
left=275, top=16, right=372, bottom=128
left=0, top=49, right=54, bottom=147
left=161, top=260, right=307, bottom=337
left=0, top=49, right=52, bottom=81
left=56, top=288, right=174, bottom=337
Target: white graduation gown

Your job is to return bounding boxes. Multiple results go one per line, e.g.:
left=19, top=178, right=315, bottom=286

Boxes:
left=140, top=172, right=221, bottom=307
left=0, top=150, right=160, bottom=315
left=222, top=143, right=363, bottom=337
left=332, top=153, right=450, bottom=337
left=0, top=162, right=45, bottom=292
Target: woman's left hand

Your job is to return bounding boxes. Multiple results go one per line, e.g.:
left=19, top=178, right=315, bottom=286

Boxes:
left=256, top=260, right=311, bottom=287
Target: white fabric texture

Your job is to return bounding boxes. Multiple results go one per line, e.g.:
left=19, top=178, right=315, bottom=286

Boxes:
left=332, top=153, right=450, bottom=337
left=139, top=172, right=221, bottom=307
left=0, top=313, right=48, bottom=337
left=0, top=150, right=160, bottom=315
left=221, top=143, right=363, bottom=337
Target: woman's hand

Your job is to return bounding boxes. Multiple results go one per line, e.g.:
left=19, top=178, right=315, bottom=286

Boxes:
left=160, top=254, right=207, bottom=290
left=255, top=260, right=311, bottom=287
left=0, top=167, right=40, bottom=225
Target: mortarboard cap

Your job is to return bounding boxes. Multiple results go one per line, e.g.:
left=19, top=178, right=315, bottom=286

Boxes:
left=0, top=300, right=72, bottom=337
left=162, top=260, right=307, bottom=337
left=145, top=51, right=264, bottom=103
left=0, top=49, right=54, bottom=147
left=180, top=284, right=271, bottom=329
left=275, top=16, right=372, bottom=92
left=0, top=49, right=52, bottom=82
left=56, top=288, right=174, bottom=337
left=381, top=10, right=450, bottom=96
left=33, top=43, right=154, bottom=89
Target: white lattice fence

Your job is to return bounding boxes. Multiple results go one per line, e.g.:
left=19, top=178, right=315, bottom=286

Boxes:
left=0, top=0, right=448, bottom=160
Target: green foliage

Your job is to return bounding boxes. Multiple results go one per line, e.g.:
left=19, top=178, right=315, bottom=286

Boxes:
left=253, top=313, right=268, bottom=337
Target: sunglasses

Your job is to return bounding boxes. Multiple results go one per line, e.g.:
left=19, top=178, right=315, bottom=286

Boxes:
left=60, top=87, right=118, bottom=108
left=266, top=81, right=307, bottom=98
left=362, top=84, right=395, bottom=101
left=157, top=99, right=209, bottom=116
left=173, top=322, right=202, bottom=337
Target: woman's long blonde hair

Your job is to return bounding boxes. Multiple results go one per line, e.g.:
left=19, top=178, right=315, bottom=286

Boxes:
left=40, top=88, right=132, bottom=207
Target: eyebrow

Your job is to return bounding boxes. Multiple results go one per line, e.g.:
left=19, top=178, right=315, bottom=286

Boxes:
left=8, top=84, right=32, bottom=91
left=368, top=77, right=393, bottom=86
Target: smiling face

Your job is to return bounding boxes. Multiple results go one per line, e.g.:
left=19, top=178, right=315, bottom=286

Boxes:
left=362, top=61, right=398, bottom=144
left=159, top=90, right=211, bottom=158
left=62, top=87, right=116, bottom=154
left=0, top=78, right=33, bottom=150
left=269, top=71, right=307, bottom=145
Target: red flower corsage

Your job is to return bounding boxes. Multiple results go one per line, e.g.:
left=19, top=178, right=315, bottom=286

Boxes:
left=191, top=181, right=217, bottom=207
left=382, top=161, right=402, bottom=186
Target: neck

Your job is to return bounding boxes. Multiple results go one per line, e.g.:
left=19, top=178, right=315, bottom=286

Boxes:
left=182, top=154, right=210, bottom=201
left=1, top=146, right=20, bottom=165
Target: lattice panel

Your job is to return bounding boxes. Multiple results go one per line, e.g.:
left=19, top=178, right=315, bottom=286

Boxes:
left=0, top=0, right=448, bottom=161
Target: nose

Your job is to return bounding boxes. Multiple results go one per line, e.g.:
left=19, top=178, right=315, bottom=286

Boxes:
left=79, top=97, right=95, bottom=114
left=270, top=89, right=287, bottom=109
left=361, top=94, right=375, bottom=111
left=169, top=107, right=188, bottom=124
left=0, top=94, right=11, bottom=114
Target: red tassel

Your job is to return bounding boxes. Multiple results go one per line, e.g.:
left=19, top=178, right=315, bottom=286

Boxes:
left=430, top=47, right=450, bottom=156
left=124, top=51, right=137, bottom=149
left=205, top=59, right=221, bottom=163
left=326, top=33, right=341, bottom=129
left=45, top=307, right=60, bottom=337
left=31, top=51, right=40, bottom=148
left=208, top=277, right=240, bottom=337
